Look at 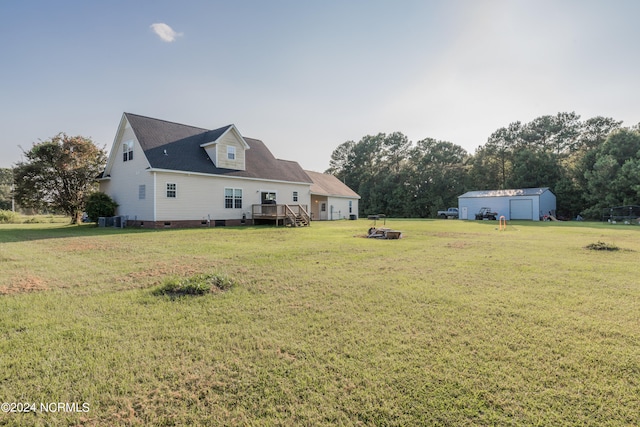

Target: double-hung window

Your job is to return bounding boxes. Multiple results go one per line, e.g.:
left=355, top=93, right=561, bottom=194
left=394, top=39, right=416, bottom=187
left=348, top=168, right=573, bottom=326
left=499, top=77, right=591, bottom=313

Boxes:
left=166, top=183, right=177, bottom=198
left=122, top=141, right=133, bottom=162
left=225, top=188, right=242, bottom=208
left=293, top=191, right=298, bottom=202
left=227, top=146, right=236, bottom=160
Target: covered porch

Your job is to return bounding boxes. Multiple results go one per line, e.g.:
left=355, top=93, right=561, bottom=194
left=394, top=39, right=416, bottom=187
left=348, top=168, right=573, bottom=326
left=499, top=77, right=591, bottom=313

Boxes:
left=310, top=195, right=329, bottom=220
left=310, top=195, right=356, bottom=220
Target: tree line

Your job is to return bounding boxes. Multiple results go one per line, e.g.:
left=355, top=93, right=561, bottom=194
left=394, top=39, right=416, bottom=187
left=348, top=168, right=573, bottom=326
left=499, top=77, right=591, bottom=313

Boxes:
left=327, top=112, right=640, bottom=220
left=2, top=112, right=639, bottom=222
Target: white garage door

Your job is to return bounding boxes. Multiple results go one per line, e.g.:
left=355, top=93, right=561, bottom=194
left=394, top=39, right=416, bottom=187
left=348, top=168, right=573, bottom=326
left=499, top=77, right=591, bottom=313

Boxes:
left=510, top=199, right=533, bottom=220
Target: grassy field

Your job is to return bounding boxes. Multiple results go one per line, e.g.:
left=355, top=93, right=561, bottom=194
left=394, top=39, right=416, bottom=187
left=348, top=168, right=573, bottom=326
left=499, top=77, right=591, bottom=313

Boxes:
left=0, top=219, right=638, bottom=426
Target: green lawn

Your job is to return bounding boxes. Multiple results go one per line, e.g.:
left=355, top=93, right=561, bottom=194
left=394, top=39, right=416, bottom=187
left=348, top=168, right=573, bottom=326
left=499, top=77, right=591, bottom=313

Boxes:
left=0, top=219, right=638, bottom=426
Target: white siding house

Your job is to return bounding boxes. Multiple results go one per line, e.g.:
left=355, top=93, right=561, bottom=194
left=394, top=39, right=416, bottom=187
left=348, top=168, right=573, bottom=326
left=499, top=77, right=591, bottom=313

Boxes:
left=458, top=188, right=556, bottom=221
left=305, top=170, right=360, bottom=220
left=99, top=113, right=351, bottom=228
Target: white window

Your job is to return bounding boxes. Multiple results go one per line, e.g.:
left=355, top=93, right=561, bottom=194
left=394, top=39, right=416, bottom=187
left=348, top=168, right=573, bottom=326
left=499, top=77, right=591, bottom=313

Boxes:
left=349, top=200, right=353, bottom=213
left=293, top=191, right=298, bottom=202
left=225, top=188, right=242, bottom=208
left=138, top=185, right=146, bottom=200
left=123, top=140, right=133, bottom=162
left=227, top=145, right=236, bottom=160
left=166, top=183, right=177, bottom=198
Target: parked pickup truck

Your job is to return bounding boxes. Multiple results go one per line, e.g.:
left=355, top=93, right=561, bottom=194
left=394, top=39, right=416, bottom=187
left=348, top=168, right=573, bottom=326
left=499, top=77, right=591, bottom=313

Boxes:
left=437, top=207, right=459, bottom=219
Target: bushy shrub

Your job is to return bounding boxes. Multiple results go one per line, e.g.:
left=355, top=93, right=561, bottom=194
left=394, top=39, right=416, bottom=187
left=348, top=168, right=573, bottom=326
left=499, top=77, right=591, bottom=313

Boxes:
left=0, top=210, right=20, bottom=224
left=85, top=192, right=118, bottom=222
left=153, top=273, right=237, bottom=297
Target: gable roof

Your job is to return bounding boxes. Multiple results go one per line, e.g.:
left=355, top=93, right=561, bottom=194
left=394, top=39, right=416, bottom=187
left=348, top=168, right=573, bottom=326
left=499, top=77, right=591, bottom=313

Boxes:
left=459, top=187, right=552, bottom=198
left=120, top=113, right=312, bottom=183
left=305, top=170, right=360, bottom=198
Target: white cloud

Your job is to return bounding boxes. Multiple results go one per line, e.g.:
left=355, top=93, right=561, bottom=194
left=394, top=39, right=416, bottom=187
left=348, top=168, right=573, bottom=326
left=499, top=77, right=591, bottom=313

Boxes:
left=150, top=23, right=182, bottom=42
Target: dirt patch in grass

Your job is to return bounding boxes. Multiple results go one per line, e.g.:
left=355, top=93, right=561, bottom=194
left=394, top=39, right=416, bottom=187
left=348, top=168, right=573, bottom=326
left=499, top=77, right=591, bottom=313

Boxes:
left=123, top=259, right=220, bottom=288
left=54, top=238, right=128, bottom=253
left=0, top=275, right=48, bottom=294
left=446, top=241, right=472, bottom=249
left=434, top=231, right=484, bottom=238
left=585, top=241, right=621, bottom=251
left=61, top=240, right=108, bottom=252
left=584, top=241, right=636, bottom=255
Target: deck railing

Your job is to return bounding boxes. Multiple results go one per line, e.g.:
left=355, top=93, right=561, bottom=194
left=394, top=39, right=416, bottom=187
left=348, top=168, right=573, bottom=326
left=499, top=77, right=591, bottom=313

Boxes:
left=285, top=204, right=310, bottom=226
left=252, top=204, right=310, bottom=226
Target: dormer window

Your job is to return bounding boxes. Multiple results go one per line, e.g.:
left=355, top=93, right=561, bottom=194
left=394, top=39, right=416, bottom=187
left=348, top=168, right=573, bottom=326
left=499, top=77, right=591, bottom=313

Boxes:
left=122, top=140, right=133, bottom=162
left=227, top=146, right=236, bottom=160
left=200, top=125, right=248, bottom=170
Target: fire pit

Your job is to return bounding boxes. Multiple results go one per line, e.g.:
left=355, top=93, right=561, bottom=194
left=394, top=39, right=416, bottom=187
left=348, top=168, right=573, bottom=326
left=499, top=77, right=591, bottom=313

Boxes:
left=367, top=228, right=402, bottom=239
left=366, top=214, right=402, bottom=239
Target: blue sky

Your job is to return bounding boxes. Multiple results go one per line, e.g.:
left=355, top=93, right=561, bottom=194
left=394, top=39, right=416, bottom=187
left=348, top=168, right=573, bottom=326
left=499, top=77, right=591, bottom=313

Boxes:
left=2, top=0, right=639, bottom=172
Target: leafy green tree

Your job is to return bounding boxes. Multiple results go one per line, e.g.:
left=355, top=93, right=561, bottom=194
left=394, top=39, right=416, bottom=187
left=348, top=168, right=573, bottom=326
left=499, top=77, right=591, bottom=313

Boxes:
left=553, top=111, right=583, bottom=154
left=348, top=134, right=385, bottom=215
left=0, top=168, right=13, bottom=211
left=583, top=128, right=640, bottom=217
left=561, top=116, right=622, bottom=217
left=379, top=132, right=411, bottom=175
left=583, top=154, right=622, bottom=218
left=576, top=116, right=622, bottom=151
left=326, top=140, right=355, bottom=178
left=409, top=138, right=469, bottom=217
left=482, top=122, right=522, bottom=189
left=553, top=176, right=583, bottom=219
left=509, top=149, right=561, bottom=189
left=13, top=133, right=107, bottom=224
left=597, top=128, right=640, bottom=163
left=327, top=132, right=414, bottom=217
left=616, top=159, right=640, bottom=204
left=521, top=112, right=581, bottom=155
left=371, top=132, right=413, bottom=216
left=84, top=191, right=118, bottom=222
left=468, top=145, right=504, bottom=191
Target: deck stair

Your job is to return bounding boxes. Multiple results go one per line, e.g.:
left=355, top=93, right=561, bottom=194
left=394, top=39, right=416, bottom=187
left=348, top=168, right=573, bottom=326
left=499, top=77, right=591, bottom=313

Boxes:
left=285, top=204, right=310, bottom=227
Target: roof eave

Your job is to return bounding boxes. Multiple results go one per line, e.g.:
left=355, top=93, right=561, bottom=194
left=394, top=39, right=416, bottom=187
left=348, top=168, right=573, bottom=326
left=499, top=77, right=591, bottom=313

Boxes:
left=311, top=191, right=360, bottom=199
left=146, top=167, right=312, bottom=185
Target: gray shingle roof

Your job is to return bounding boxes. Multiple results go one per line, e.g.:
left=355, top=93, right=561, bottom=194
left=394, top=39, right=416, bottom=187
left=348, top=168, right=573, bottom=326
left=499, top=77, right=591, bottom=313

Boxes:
left=125, top=113, right=312, bottom=183
left=305, top=170, right=360, bottom=198
left=459, top=187, right=551, bottom=198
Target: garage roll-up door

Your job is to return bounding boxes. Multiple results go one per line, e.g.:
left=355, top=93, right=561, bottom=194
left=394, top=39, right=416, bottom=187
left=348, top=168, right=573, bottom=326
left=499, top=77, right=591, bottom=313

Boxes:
left=510, top=199, right=533, bottom=220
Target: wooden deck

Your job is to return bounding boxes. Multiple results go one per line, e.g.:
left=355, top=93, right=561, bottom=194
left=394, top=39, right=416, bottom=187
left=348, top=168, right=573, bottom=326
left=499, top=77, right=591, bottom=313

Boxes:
left=251, top=204, right=310, bottom=226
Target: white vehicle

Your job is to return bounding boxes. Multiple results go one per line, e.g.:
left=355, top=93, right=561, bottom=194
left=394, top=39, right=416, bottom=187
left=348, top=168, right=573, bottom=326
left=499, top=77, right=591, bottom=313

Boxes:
left=437, top=208, right=459, bottom=219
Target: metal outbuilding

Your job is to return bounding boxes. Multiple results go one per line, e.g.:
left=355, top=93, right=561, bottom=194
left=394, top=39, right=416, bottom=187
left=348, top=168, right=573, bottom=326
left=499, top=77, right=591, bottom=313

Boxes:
left=458, top=188, right=556, bottom=221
